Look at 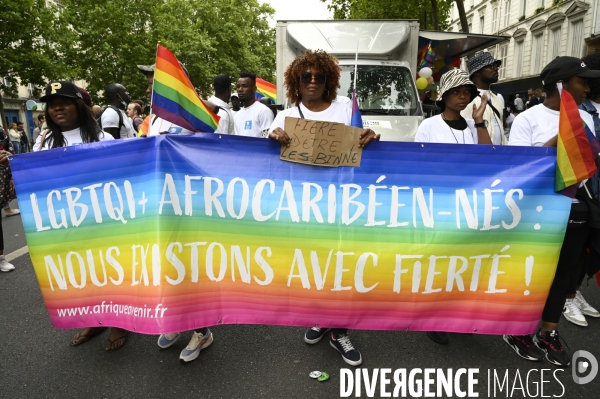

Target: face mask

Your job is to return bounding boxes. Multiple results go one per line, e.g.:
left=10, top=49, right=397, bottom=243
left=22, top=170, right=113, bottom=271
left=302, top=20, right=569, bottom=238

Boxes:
left=116, top=94, right=128, bottom=108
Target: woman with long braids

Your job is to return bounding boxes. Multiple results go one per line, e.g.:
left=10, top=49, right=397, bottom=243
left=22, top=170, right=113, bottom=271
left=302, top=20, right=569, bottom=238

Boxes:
left=268, top=50, right=380, bottom=367
left=34, top=81, right=127, bottom=352
left=34, top=81, right=114, bottom=151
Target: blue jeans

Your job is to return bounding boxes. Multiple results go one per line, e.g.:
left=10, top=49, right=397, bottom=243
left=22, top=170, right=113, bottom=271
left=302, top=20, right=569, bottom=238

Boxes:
left=11, top=141, right=20, bottom=154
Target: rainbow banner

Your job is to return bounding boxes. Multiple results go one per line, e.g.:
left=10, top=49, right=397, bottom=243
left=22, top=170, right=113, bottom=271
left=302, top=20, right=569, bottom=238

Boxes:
left=256, top=77, right=276, bottom=103
left=11, top=136, right=571, bottom=336
left=556, top=88, right=598, bottom=191
left=152, top=44, right=219, bottom=132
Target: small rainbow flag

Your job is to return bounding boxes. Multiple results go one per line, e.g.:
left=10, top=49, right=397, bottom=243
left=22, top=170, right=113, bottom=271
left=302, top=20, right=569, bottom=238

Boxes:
left=256, top=77, right=276, bottom=103
left=152, top=44, right=219, bottom=132
left=556, top=88, right=599, bottom=192
left=351, top=89, right=363, bottom=129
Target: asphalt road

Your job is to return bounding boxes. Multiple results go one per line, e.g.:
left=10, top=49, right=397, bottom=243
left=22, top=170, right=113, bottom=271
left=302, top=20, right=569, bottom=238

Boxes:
left=1, top=199, right=599, bottom=398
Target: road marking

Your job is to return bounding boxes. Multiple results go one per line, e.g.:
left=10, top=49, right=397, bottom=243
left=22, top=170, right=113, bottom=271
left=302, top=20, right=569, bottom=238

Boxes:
left=5, top=245, right=29, bottom=262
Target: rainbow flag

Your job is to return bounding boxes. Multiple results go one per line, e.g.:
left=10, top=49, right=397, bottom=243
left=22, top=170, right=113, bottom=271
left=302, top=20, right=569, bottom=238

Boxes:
left=555, top=88, right=599, bottom=191
left=152, top=44, right=219, bottom=132
left=256, top=77, right=276, bottom=103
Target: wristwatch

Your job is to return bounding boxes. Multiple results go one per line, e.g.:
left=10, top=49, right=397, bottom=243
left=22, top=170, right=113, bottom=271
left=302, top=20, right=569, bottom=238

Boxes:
left=474, top=120, right=488, bottom=128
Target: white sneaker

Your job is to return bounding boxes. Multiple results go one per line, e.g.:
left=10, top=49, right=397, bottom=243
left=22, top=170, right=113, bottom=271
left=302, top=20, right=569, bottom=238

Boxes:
left=0, top=255, right=15, bottom=272
left=575, top=290, right=600, bottom=318
left=563, top=298, right=588, bottom=327
left=179, top=329, right=213, bottom=362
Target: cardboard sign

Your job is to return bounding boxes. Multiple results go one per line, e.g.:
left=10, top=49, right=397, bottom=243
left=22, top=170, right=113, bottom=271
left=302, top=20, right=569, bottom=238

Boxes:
left=280, top=117, right=362, bottom=167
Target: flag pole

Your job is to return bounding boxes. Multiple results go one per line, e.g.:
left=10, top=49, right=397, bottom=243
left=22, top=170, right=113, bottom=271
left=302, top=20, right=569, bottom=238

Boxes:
left=353, top=40, right=359, bottom=96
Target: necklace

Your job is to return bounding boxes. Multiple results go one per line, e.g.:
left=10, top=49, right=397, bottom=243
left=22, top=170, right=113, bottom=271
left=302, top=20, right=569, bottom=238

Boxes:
left=441, top=113, right=465, bottom=144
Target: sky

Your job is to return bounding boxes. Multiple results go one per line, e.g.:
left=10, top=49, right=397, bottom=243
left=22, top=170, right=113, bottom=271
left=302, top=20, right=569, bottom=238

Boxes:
left=259, top=0, right=332, bottom=26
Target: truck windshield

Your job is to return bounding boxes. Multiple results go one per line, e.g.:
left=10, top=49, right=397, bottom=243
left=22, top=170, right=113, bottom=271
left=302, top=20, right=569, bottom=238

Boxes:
left=339, top=65, right=420, bottom=116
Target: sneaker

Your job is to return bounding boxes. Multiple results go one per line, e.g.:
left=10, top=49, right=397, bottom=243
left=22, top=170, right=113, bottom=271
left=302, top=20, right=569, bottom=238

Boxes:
left=503, top=334, right=544, bottom=361
left=534, top=330, right=570, bottom=367
left=0, top=255, right=15, bottom=272
left=426, top=331, right=449, bottom=345
left=4, top=208, right=20, bottom=217
left=179, top=329, right=213, bottom=363
left=563, top=298, right=588, bottom=327
left=304, top=327, right=331, bottom=344
left=157, top=332, right=181, bottom=348
left=330, top=332, right=362, bottom=366
left=574, top=290, right=600, bottom=318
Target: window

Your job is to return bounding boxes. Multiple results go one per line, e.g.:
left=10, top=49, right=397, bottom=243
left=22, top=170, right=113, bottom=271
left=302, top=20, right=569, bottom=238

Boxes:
left=531, top=33, right=543, bottom=74
left=492, top=8, right=498, bottom=32
left=480, top=16, right=485, bottom=34
left=538, top=0, right=545, bottom=7
left=499, top=45, right=508, bottom=79
left=468, top=21, right=473, bottom=33
left=514, top=40, right=524, bottom=78
left=522, top=0, right=527, bottom=17
left=2, top=77, right=11, bottom=88
left=570, top=19, right=583, bottom=57
left=549, top=27, right=561, bottom=61
left=504, top=1, right=511, bottom=28
left=488, top=47, right=496, bottom=60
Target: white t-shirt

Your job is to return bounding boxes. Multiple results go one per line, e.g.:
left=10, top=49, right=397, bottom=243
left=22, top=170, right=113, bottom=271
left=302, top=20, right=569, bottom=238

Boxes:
left=335, top=95, right=352, bottom=108
left=33, top=128, right=114, bottom=151
left=101, top=107, right=136, bottom=139
left=234, top=101, right=274, bottom=137
left=479, top=89, right=504, bottom=145
left=590, top=100, right=600, bottom=115
left=415, top=114, right=479, bottom=144
left=509, top=104, right=595, bottom=147
left=208, top=96, right=234, bottom=134
left=269, top=101, right=352, bottom=133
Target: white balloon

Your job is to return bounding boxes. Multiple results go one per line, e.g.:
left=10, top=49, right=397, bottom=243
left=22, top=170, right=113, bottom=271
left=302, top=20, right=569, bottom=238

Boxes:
left=419, top=67, right=433, bottom=79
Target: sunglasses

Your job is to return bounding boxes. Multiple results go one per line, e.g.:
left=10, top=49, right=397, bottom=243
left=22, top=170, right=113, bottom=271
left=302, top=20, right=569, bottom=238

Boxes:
left=300, top=73, right=327, bottom=84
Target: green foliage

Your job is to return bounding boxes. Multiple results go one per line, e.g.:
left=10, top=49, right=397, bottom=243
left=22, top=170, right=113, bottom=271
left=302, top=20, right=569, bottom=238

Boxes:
left=535, top=6, right=546, bottom=15
left=323, top=0, right=453, bottom=31
left=1, top=0, right=275, bottom=105
left=0, top=0, right=63, bottom=96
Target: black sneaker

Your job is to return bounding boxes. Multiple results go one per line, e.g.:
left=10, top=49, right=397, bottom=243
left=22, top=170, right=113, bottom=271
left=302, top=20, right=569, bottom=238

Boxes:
left=426, top=331, right=449, bottom=345
left=503, top=335, right=544, bottom=361
left=533, top=330, right=570, bottom=367
left=330, top=332, right=362, bottom=366
left=304, top=327, right=330, bottom=344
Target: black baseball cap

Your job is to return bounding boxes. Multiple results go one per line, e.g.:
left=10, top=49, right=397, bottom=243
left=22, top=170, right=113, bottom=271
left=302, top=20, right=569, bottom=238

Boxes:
left=40, top=81, right=84, bottom=102
left=541, top=56, right=600, bottom=85
left=213, top=74, right=231, bottom=90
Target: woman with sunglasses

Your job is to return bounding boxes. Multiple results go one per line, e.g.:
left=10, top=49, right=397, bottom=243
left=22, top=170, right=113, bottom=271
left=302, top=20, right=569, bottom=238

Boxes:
left=34, top=81, right=127, bottom=352
left=268, top=50, right=379, bottom=367
left=268, top=50, right=380, bottom=149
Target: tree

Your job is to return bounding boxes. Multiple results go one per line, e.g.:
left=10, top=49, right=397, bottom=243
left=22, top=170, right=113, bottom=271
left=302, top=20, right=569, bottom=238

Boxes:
left=324, top=0, right=453, bottom=31
left=52, top=0, right=275, bottom=103
left=455, top=0, right=469, bottom=33
left=0, top=1, right=64, bottom=126
left=52, top=0, right=159, bottom=104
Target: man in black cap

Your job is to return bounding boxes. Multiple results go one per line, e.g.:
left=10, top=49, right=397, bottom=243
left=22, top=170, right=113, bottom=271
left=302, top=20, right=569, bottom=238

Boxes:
left=208, top=74, right=234, bottom=134
left=100, top=84, right=136, bottom=139
left=505, top=56, right=600, bottom=367
left=462, top=51, right=506, bottom=145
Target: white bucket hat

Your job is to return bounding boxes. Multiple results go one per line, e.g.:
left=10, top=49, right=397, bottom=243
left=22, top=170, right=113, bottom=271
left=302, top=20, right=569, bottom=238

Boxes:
left=435, top=69, right=478, bottom=111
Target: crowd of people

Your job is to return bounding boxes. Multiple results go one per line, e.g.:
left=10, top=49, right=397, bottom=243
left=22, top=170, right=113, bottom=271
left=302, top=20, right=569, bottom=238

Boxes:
left=1, top=47, right=599, bottom=370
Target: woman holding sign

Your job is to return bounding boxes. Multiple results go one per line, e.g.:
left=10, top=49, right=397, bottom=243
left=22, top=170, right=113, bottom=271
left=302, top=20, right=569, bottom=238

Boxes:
left=35, top=81, right=125, bottom=352
left=268, top=50, right=379, bottom=367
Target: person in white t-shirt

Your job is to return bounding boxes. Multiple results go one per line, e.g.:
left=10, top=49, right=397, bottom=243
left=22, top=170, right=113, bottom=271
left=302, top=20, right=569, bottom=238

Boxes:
left=505, top=56, right=600, bottom=367
left=234, top=71, right=274, bottom=137
left=208, top=74, right=235, bottom=134
left=462, top=52, right=506, bottom=145
left=415, top=69, right=491, bottom=146
left=230, top=93, right=241, bottom=118
left=101, top=84, right=136, bottom=139
left=267, top=50, right=380, bottom=368
left=35, top=81, right=125, bottom=352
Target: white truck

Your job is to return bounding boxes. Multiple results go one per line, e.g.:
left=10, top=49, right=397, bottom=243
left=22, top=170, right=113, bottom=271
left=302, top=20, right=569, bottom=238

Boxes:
left=276, top=20, right=508, bottom=141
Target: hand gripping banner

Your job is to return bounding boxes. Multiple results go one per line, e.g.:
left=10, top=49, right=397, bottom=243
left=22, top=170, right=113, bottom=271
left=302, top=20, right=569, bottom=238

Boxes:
left=10, top=135, right=571, bottom=335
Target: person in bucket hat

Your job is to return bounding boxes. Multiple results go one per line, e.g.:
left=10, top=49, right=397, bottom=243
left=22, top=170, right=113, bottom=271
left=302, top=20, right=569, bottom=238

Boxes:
left=464, top=52, right=506, bottom=145
left=415, top=69, right=491, bottom=145
left=505, top=56, right=600, bottom=367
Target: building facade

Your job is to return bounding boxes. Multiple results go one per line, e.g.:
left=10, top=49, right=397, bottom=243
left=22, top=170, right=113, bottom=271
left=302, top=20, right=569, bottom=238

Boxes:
left=448, top=0, right=600, bottom=101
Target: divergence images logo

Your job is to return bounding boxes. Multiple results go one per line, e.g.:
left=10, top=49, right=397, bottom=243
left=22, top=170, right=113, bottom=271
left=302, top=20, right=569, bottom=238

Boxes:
left=572, top=350, right=598, bottom=385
